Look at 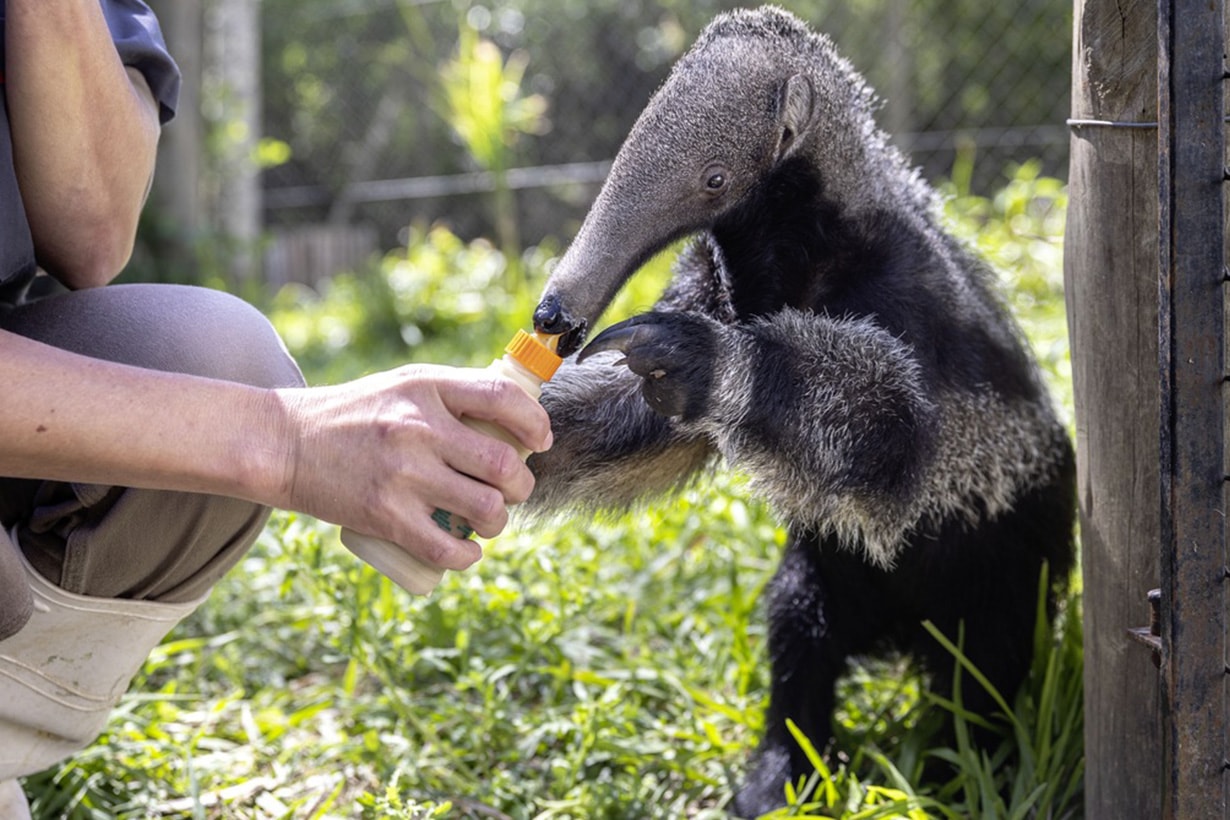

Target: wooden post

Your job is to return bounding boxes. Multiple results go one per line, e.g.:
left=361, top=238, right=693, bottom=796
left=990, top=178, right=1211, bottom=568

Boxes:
left=1156, top=0, right=1227, bottom=814
left=1065, top=0, right=1163, bottom=816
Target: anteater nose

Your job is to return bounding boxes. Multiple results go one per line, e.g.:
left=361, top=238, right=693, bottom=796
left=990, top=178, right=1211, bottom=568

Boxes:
left=533, top=293, right=570, bottom=335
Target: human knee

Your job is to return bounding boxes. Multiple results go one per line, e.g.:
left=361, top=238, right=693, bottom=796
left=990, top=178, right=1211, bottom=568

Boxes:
left=138, top=285, right=306, bottom=389
left=1, top=283, right=305, bottom=390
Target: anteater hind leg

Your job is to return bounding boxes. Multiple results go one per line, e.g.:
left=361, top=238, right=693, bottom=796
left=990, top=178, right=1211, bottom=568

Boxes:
left=903, top=490, right=1073, bottom=746
left=734, top=534, right=896, bottom=817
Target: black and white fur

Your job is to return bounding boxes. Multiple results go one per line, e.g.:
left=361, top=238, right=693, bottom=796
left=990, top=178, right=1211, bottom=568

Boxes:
left=525, top=7, right=1075, bottom=815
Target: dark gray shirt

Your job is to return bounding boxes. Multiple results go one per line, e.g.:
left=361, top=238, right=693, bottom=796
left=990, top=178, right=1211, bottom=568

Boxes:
left=0, top=0, right=180, bottom=299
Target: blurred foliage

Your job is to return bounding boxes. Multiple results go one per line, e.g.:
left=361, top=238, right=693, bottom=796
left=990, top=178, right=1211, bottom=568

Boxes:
left=257, top=0, right=1071, bottom=245
left=440, top=22, right=549, bottom=173
left=134, top=1, right=1070, bottom=290
left=266, top=225, right=527, bottom=383
left=439, top=20, right=550, bottom=285
left=265, top=222, right=675, bottom=383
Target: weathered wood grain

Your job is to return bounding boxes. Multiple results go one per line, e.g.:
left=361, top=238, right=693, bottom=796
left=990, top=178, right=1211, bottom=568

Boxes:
left=1066, top=0, right=1164, bottom=816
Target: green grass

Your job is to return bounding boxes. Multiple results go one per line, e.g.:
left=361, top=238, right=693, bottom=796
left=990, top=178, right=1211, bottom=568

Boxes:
left=22, top=164, right=1081, bottom=819
left=24, top=482, right=784, bottom=819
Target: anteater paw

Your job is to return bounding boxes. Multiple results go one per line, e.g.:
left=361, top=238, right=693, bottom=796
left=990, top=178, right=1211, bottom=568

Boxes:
left=579, top=311, right=721, bottom=420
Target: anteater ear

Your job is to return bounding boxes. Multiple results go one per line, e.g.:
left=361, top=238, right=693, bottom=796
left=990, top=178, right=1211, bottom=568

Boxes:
left=775, top=74, right=815, bottom=162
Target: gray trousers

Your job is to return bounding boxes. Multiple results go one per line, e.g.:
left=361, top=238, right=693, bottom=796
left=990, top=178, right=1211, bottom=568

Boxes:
left=0, top=282, right=305, bottom=640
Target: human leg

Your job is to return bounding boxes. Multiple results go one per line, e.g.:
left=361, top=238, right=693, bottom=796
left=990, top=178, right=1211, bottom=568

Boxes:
left=0, top=283, right=305, bottom=601
left=0, top=283, right=305, bottom=781
left=0, top=777, right=32, bottom=820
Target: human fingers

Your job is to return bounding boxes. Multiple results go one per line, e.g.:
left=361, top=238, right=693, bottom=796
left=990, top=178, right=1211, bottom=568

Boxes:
left=274, top=365, right=528, bottom=550
left=420, top=446, right=517, bottom=539
left=439, top=424, right=537, bottom=511
left=440, top=371, right=554, bottom=455
left=391, top=496, right=488, bottom=570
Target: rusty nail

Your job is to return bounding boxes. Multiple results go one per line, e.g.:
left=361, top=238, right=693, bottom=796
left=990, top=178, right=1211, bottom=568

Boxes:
left=1147, top=589, right=1161, bottom=635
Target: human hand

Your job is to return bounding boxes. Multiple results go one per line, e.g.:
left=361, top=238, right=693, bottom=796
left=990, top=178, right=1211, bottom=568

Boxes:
left=272, top=364, right=553, bottom=572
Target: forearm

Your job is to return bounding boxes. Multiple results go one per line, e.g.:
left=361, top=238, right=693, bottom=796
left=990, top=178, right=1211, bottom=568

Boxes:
left=5, top=0, right=162, bottom=287
left=0, top=326, right=554, bottom=573
left=0, top=330, right=287, bottom=504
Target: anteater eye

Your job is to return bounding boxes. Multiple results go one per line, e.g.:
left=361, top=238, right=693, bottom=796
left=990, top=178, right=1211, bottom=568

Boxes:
left=701, top=164, right=730, bottom=196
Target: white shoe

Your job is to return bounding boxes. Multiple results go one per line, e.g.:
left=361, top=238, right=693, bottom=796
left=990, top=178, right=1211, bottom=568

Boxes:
left=0, top=527, right=208, bottom=780
left=0, top=779, right=32, bottom=820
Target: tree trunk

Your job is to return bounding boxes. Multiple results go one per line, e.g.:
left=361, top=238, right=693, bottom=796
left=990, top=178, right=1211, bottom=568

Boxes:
left=205, top=0, right=262, bottom=284
left=1065, top=0, right=1163, bottom=816
left=146, top=0, right=204, bottom=281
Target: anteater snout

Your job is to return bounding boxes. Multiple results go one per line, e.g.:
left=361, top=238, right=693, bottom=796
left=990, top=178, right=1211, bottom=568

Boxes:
left=533, top=293, right=588, bottom=356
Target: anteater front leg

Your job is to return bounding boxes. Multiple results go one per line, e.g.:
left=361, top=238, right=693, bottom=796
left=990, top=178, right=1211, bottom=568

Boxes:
left=525, top=353, right=714, bottom=516
left=580, top=307, right=938, bottom=564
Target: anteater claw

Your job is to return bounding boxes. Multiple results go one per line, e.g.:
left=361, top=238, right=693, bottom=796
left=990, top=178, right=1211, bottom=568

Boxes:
left=577, top=321, right=647, bottom=362
left=576, top=312, right=718, bottom=420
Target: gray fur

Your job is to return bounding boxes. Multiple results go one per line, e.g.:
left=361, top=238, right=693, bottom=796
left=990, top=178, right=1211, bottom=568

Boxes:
left=524, top=356, right=715, bottom=514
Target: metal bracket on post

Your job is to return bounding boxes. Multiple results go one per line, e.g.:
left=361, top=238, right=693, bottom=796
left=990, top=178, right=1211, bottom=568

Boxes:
left=1127, top=588, right=1163, bottom=668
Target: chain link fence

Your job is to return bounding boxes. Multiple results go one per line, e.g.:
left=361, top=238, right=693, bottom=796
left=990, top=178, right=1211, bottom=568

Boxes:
left=259, top=0, right=1071, bottom=277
